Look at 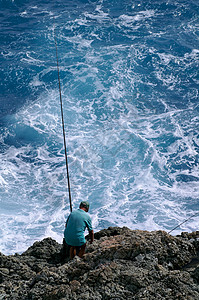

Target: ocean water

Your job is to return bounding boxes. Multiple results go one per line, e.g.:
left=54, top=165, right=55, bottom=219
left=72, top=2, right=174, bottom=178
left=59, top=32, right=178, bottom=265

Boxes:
left=0, top=0, right=198, bottom=255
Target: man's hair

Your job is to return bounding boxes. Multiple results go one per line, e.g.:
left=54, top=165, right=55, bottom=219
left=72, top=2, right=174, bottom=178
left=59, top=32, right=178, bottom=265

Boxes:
left=79, top=201, right=90, bottom=211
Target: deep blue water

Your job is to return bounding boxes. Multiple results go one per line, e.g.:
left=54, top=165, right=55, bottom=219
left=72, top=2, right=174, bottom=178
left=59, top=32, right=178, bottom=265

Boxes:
left=0, top=0, right=199, bottom=254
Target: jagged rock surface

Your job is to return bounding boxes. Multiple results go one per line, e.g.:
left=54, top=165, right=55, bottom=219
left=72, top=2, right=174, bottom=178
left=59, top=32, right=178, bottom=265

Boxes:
left=0, top=227, right=199, bottom=299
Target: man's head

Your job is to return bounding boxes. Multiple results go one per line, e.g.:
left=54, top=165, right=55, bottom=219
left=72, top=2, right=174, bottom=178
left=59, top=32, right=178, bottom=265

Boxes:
left=79, top=201, right=90, bottom=212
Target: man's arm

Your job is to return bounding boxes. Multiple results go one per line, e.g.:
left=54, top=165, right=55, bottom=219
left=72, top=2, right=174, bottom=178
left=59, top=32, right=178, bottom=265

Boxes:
left=89, top=230, right=94, bottom=243
left=65, top=214, right=71, bottom=228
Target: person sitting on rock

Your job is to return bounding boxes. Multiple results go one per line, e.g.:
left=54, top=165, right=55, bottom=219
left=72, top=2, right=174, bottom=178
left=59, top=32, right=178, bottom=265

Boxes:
left=64, top=201, right=94, bottom=259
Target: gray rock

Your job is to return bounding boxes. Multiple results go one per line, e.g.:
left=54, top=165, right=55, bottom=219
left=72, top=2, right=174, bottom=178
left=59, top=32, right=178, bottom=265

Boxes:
left=0, top=227, right=199, bottom=299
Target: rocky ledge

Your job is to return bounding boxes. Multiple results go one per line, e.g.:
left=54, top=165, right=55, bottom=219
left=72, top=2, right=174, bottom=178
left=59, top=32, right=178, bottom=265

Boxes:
left=0, top=227, right=199, bottom=300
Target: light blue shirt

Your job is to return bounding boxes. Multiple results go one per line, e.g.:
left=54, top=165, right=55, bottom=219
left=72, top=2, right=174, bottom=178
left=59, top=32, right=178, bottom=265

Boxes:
left=64, top=208, right=93, bottom=246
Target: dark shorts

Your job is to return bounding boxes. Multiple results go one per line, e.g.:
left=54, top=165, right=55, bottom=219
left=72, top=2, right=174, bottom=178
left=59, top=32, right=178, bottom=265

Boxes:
left=62, top=238, right=86, bottom=257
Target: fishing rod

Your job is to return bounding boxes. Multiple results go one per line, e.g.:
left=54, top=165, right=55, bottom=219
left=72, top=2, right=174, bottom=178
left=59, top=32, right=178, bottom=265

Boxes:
left=168, top=211, right=199, bottom=234
left=53, top=23, right=73, bottom=212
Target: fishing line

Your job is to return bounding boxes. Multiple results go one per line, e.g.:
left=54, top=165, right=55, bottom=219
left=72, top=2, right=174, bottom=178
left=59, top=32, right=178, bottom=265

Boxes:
left=168, top=212, right=199, bottom=234
left=53, top=22, right=72, bottom=212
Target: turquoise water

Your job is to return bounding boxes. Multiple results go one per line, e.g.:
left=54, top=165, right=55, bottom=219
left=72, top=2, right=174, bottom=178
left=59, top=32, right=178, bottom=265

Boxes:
left=0, top=0, right=198, bottom=254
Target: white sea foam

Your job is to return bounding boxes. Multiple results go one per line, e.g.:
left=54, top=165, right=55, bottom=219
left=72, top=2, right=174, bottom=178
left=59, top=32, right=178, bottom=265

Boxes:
left=118, top=10, right=155, bottom=28
left=1, top=87, right=198, bottom=253
left=84, top=3, right=110, bottom=23
left=21, top=52, right=45, bottom=65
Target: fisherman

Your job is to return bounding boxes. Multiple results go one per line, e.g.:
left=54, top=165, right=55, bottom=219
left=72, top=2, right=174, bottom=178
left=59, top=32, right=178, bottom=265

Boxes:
left=64, top=201, right=94, bottom=259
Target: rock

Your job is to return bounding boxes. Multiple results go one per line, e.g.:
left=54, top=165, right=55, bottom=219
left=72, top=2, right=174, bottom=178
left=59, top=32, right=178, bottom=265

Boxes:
left=22, top=238, right=62, bottom=263
left=0, top=227, right=199, bottom=299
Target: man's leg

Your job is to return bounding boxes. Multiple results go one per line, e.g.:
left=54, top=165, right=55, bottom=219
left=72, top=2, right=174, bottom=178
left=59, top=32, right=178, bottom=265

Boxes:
left=62, top=238, right=70, bottom=260
left=78, top=243, right=86, bottom=258
left=70, top=246, right=76, bottom=259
